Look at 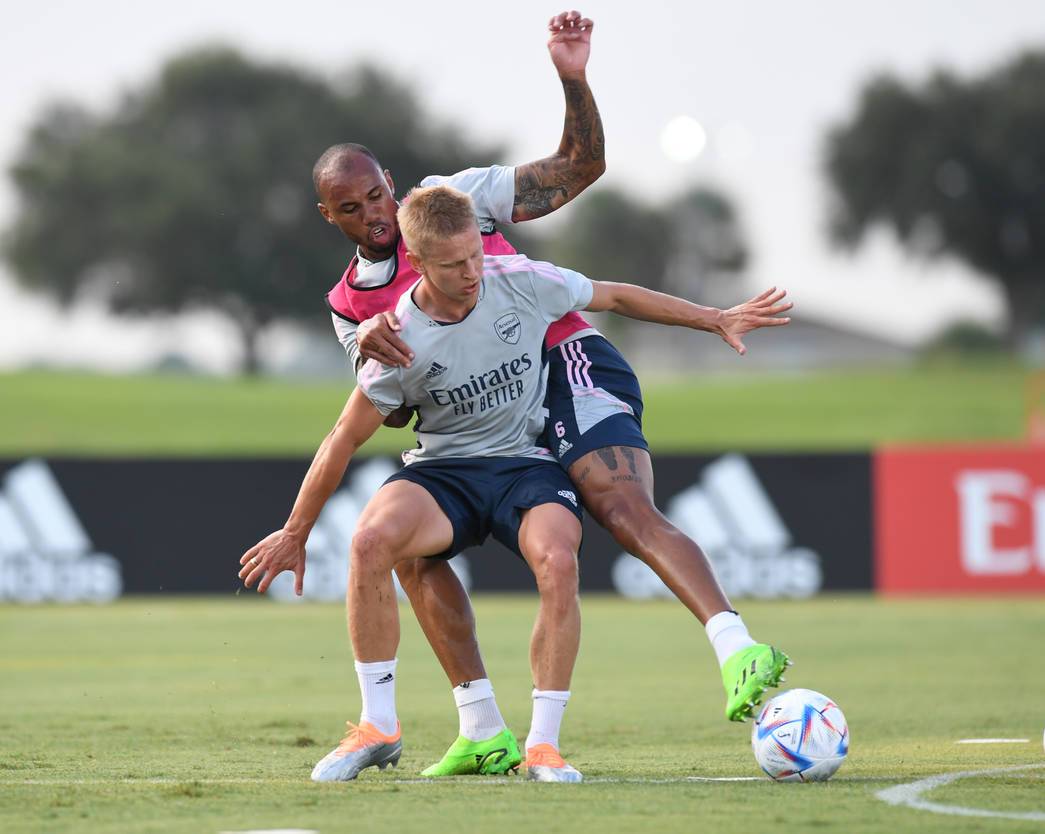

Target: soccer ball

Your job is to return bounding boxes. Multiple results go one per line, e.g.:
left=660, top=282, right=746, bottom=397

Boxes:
left=751, top=688, right=849, bottom=782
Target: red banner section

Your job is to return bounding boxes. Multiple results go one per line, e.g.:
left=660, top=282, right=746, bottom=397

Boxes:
left=875, top=445, right=1045, bottom=593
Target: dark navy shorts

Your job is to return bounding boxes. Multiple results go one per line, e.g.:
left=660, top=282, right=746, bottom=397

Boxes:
left=543, top=335, right=649, bottom=470
left=384, top=457, right=583, bottom=559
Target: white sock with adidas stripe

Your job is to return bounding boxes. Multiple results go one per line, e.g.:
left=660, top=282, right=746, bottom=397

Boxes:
left=355, top=658, right=398, bottom=736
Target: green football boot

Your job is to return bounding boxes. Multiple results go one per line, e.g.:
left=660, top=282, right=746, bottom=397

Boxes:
left=722, top=643, right=791, bottom=722
left=421, top=728, right=522, bottom=776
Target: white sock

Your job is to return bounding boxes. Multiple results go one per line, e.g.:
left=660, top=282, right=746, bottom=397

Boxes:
left=705, top=610, right=757, bottom=667
left=525, top=689, right=570, bottom=751
left=355, top=658, right=398, bottom=736
left=453, top=679, right=507, bottom=741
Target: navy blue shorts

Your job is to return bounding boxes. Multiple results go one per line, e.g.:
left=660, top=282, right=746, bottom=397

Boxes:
left=384, top=457, right=583, bottom=559
left=543, top=335, right=649, bottom=470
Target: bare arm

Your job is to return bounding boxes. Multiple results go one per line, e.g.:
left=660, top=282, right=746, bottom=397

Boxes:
left=512, top=11, right=606, bottom=222
left=283, top=387, right=387, bottom=535
left=238, top=387, right=388, bottom=594
left=587, top=282, right=793, bottom=355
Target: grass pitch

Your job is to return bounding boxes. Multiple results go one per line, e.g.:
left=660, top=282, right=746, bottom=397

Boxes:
left=0, top=360, right=1031, bottom=455
left=1, top=595, right=1042, bottom=833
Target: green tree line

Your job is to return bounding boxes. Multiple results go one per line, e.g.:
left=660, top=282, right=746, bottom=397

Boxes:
left=14, top=44, right=1041, bottom=371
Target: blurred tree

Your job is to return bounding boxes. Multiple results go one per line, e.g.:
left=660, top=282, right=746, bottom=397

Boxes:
left=662, top=187, right=748, bottom=303
left=544, top=189, right=669, bottom=287
left=924, top=321, right=1005, bottom=358
left=496, top=224, right=552, bottom=264
left=825, top=51, right=1045, bottom=348
left=542, top=185, right=746, bottom=293
left=3, top=47, right=501, bottom=373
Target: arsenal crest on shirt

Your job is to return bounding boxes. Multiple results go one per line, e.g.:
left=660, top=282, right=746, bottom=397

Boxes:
left=495, top=313, right=522, bottom=344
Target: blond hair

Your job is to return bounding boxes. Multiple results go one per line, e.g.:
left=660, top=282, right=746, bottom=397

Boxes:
left=397, top=185, right=477, bottom=257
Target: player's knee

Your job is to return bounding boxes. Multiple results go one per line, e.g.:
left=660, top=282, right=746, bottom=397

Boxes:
left=530, top=544, right=579, bottom=594
left=350, top=524, right=394, bottom=571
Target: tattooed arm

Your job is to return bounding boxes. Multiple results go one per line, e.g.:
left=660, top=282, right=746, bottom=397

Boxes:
left=512, top=10, right=606, bottom=222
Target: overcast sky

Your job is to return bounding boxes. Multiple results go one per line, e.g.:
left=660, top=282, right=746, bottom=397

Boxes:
left=2, top=0, right=1043, bottom=372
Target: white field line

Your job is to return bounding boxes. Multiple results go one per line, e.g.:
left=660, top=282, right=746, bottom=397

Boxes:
left=218, top=830, right=318, bottom=834
left=876, top=764, right=1045, bottom=822
left=956, top=739, right=1030, bottom=744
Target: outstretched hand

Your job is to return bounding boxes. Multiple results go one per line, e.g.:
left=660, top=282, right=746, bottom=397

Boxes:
left=547, top=10, right=594, bottom=78
left=718, top=287, right=793, bottom=355
left=238, top=529, right=307, bottom=596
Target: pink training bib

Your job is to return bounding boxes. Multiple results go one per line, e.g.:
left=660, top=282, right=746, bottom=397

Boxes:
left=325, top=231, right=591, bottom=347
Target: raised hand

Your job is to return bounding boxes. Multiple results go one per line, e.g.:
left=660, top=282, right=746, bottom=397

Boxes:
left=718, top=287, right=793, bottom=355
left=547, top=10, right=594, bottom=78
